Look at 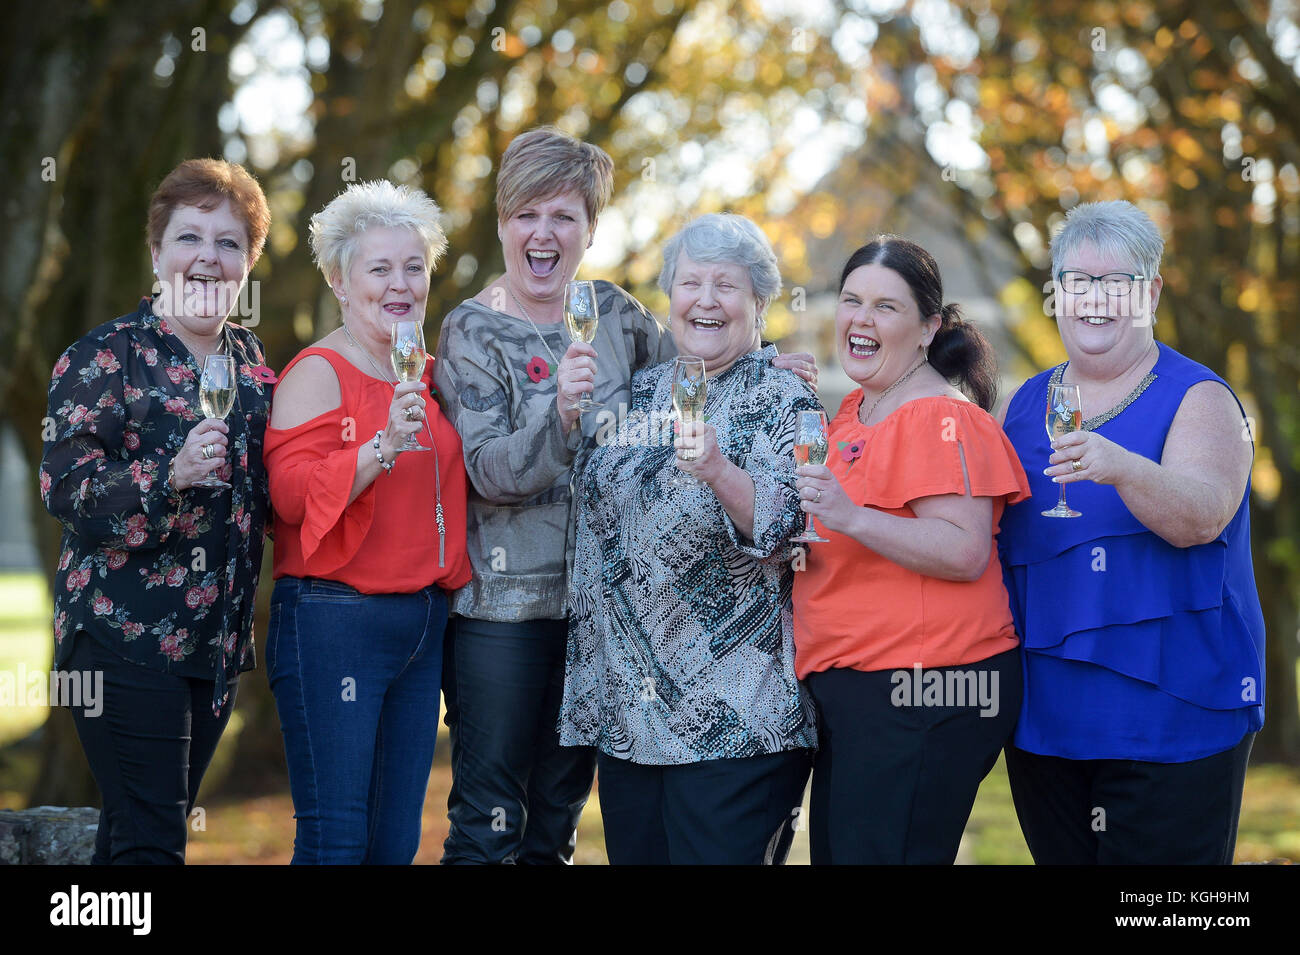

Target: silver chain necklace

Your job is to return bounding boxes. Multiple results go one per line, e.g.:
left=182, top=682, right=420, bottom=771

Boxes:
left=343, top=322, right=396, bottom=383
left=860, top=356, right=928, bottom=424
left=507, top=287, right=562, bottom=371
left=341, top=320, right=436, bottom=448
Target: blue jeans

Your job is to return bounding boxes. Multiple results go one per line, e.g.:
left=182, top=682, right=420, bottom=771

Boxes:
left=441, top=617, right=596, bottom=864
left=267, top=576, right=448, bottom=864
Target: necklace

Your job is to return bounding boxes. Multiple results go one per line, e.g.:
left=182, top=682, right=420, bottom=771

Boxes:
left=343, top=322, right=397, bottom=383
left=860, top=357, right=928, bottom=425
left=507, top=287, right=562, bottom=371
left=343, top=320, right=435, bottom=446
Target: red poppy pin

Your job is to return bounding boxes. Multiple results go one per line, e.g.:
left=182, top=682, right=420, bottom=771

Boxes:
left=249, top=364, right=279, bottom=384
left=838, top=440, right=864, bottom=468
left=525, top=356, right=552, bottom=383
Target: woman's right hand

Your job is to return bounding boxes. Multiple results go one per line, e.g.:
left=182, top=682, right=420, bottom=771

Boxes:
left=382, top=381, right=428, bottom=459
left=557, top=342, right=597, bottom=431
left=172, top=419, right=230, bottom=491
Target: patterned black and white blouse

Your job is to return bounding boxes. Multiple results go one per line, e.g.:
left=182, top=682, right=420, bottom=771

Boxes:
left=560, top=345, right=820, bottom=764
left=40, top=297, right=272, bottom=715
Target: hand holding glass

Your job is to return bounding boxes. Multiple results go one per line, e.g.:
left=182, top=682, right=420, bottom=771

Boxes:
left=792, top=410, right=831, bottom=543
left=390, top=320, right=431, bottom=452
left=195, top=354, right=235, bottom=489
left=564, top=281, right=601, bottom=411
left=1042, top=383, right=1083, bottom=518
left=669, top=356, right=707, bottom=488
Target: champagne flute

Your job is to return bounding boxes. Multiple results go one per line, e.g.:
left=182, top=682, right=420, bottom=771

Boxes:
left=669, top=356, right=707, bottom=488
left=194, top=354, right=236, bottom=489
left=390, top=320, right=431, bottom=452
left=791, top=410, right=831, bottom=543
left=1042, top=383, right=1083, bottom=518
left=564, top=280, right=602, bottom=412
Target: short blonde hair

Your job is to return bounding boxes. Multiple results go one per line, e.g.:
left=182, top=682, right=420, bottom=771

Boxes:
left=495, top=127, right=614, bottom=225
left=308, top=180, right=447, bottom=288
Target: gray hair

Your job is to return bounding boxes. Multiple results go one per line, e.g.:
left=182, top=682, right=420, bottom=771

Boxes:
left=1050, top=200, right=1165, bottom=280
left=658, top=213, right=782, bottom=325
left=309, top=180, right=448, bottom=290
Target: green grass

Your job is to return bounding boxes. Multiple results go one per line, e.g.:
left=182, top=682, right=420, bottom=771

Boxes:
left=0, top=572, right=52, bottom=748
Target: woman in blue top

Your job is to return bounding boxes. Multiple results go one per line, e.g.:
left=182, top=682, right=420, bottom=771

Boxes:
left=998, top=200, right=1264, bottom=865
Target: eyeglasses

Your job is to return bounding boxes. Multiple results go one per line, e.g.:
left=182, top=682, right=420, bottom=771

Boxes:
left=1057, top=270, right=1147, bottom=297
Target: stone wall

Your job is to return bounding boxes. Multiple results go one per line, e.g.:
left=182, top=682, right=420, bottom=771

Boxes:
left=0, top=806, right=97, bottom=864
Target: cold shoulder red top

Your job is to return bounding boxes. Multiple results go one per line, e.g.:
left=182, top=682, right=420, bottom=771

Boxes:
left=264, top=347, right=471, bottom=594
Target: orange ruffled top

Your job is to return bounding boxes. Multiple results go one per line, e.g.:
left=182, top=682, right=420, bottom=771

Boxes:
left=793, top=393, right=1030, bottom=679
left=264, top=347, right=471, bottom=594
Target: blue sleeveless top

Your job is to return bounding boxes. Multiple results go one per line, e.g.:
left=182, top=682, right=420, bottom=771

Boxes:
left=998, top=342, right=1265, bottom=762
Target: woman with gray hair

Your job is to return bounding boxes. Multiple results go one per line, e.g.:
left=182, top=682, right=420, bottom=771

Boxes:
left=264, top=179, right=472, bottom=863
left=433, top=129, right=816, bottom=864
left=558, top=213, right=820, bottom=864
left=997, top=199, right=1265, bottom=864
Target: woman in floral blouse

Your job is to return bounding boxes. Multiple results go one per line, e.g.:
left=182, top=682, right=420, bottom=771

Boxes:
left=559, top=213, right=820, bottom=864
left=39, top=158, right=273, bottom=864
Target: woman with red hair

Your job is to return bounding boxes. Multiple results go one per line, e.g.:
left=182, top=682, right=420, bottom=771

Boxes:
left=40, top=158, right=273, bottom=864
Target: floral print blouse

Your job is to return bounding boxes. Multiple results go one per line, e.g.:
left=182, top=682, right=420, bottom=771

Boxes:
left=40, top=297, right=272, bottom=714
left=559, top=345, right=821, bottom=764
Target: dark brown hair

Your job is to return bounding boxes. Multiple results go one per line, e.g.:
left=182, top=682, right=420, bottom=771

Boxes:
left=839, top=235, right=997, bottom=411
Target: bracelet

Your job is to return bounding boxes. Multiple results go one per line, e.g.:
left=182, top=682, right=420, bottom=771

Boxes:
left=373, top=431, right=394, bottom=474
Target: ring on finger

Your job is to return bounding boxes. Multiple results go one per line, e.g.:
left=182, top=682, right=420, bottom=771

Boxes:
left=815, top=489, right=823, bottom=503
left=1071, top=459, right=1083, bottom=473
left=202, top=443, right=215, bottom=460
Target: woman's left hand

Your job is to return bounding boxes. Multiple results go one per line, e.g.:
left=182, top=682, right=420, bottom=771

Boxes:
left=795, top=464, right=857, bottom=534
left=675, top=420, right=728, bottom=485
left=772, top=351, right=818, bottom=389
left=1047, top=431, right=1134, bottom=486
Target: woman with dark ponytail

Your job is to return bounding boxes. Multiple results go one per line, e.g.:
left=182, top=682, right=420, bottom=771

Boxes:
left=791, top=235, right=1030, bottom=864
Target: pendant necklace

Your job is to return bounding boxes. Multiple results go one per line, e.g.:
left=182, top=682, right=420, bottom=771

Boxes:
left=860, top=357, right=928, bottom=425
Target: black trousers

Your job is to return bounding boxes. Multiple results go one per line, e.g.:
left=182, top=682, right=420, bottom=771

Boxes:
left=806, top=648, right=1021, bottom=864
left=1004, top=732, right=1254, bottom=865
left=63, top=631, right=238, bottom=865
left=441, top=617, right=597, bottom=864
left=597, top=749, right=812, bottom=865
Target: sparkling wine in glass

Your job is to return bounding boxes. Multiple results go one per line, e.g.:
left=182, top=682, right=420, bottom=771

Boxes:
left=792, top=409, right=831, bottom=543
left=564, top=280, right=602, bottom=411
left=194, top=354, right=236, bottom=489
left=669, top=356, right=707, bottom=488
left=390, top=320, right=431, bottom=452
left=1042, top=383, right=1083, bottom=518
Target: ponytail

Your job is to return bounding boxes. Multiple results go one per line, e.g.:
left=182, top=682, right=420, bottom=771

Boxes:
left=929, top=303, right=997, bottom=411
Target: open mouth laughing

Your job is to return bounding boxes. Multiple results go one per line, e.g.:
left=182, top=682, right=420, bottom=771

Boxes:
left=526, top=249, right=559, bottom=277
left=847, top=333, right=879, bottom=358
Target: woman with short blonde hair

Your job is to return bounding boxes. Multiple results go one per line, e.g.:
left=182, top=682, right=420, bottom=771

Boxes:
left=263, top=179, right=472, bottom=864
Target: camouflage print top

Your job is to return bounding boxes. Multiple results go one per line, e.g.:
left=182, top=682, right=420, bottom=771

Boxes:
left=432, top=281, right=676, bottom=622
left=39, top=298, right=272, bottom=715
